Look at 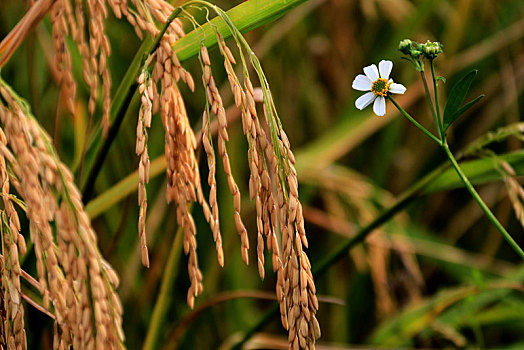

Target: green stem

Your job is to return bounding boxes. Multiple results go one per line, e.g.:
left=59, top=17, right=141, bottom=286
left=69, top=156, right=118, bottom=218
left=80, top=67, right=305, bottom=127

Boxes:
left=389, top=96, right=441, bottom=144
left=430, top=60, right=443, bottom=134
left=442, top=142, right=524, bottom=260
left=392, top=92, right=524, bottom=259
left=81, top=89, right=140, bottom=203
left=143, top=227, right=184, bottom=350
left=420, top=70, right=442, bottom=139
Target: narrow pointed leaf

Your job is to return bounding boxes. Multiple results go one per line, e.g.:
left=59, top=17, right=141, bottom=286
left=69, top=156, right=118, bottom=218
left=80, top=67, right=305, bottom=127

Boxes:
left=451, top=94, right=484, bottom=124
left=443, top=69, right=478, bottom=131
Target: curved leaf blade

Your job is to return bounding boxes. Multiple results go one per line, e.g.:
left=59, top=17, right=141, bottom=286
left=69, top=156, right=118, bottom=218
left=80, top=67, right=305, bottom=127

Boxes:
left=443, top=69, right=478, bottom=131
left=452, top=94, right=484, bottom=122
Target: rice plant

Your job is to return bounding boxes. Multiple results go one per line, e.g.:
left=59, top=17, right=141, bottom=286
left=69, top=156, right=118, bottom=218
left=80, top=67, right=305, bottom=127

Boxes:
left=1, top=0, right=524, bottom=349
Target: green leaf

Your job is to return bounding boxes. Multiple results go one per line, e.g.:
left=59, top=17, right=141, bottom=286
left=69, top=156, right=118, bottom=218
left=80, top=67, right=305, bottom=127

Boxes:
left=443, top=69, right=478, bottom=131
left=172, top=0, right=308, bottom=62
left=437, top=76, right=446, bottom=84
left=452, top=94, right=484, bottom=122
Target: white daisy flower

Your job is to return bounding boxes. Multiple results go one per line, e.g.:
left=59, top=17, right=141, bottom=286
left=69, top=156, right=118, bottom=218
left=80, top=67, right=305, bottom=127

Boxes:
left=352, top=60, right=406, bottom=116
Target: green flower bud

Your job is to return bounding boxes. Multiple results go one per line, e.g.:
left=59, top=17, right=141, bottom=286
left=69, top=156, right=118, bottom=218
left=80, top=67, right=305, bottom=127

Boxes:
left=410, top=48, right=422, bottom=58
left=398, top=39, right=413, bottom=55
left=422, top=41, right=443, bottom=59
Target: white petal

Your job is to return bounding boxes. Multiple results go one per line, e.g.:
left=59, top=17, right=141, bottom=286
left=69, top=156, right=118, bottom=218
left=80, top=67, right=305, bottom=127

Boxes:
left=373, top=96, right=386, bottom=116
left=363, top=64, right=379, bottom=82
left=352, top=74, right=372, bottom=91
left=355, top=92, right=376, bottom=110
left=389, top=83, right=406, bottom=94
left=379, top=60, right=393, bottom=80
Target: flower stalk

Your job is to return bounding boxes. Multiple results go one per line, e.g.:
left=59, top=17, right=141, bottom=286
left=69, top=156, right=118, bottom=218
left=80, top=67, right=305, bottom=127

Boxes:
left=389, top=96, right=441, bottom=144
left=353, top=39, right=524, bottom=260
left=396, top=97, right=524, bottom=259
left=420, top=69, right=443, bottom=140
left=430, top=60, right=444, bottom=138
left=441, top=141, right=524, bottom=259
left=396, top=101, right=524, bottom=258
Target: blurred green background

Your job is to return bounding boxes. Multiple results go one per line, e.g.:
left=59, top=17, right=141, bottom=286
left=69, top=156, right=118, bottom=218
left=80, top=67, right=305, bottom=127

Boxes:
left=1, top=0, right=524, bottom=348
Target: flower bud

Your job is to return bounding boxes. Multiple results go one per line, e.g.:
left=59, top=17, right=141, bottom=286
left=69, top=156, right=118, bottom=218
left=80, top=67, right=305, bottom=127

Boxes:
left=422, top=40, right=443, bottom=59
left=410, top=48, right=422, bottom=58
left=398, top=39, right=413, bottom=55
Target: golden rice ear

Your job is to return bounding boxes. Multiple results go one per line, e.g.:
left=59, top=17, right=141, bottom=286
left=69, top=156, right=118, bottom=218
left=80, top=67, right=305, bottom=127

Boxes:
left=50, top=1, right=76, bottom=116
left=126, top=2, right=319, bottom=346
left=0, top=82, right=124, bottom=348
left=137, top=69, right=153, bottom=268
left=212, top=9, right=320, bottom=345
left=0, top=204, right=27, bottom=349
left=161, top=81, right=204, bottom=305
left=150, top=23, right=206, bottom=301
left=200, top=42, right=249, bottom=267
left=48, top=0, right=112, bottom=134
left=0, top=123, right=26, bottom=349
left=199, top=45, right=222, bottom=264
left=131, top=0, right=201, bottom=290
left=48, top=0, right=190, bottom=143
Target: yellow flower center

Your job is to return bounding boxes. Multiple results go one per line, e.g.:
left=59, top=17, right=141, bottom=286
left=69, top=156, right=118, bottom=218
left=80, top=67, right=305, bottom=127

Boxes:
left=371, top=78, right=390, bottom=97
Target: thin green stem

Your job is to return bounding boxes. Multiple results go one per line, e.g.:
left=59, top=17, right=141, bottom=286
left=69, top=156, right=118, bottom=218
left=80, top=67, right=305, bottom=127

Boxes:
left=442, top=141, right=524, bottom=260
left=389, top=96, right=441, bottom=144
left=82, top=89, right=139, bottom=203
left=420, top=70, right=443, bottom=139
left=430, top=60, right=443, bottom=134
left=392, top=89, right=523, bottom=259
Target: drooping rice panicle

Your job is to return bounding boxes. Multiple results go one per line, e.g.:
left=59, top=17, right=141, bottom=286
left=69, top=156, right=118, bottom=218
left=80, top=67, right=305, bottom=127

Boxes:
left=208, top=7, right=321, bottom=346
left=0, top=81, right=124, bottom=348
left=200, top=42, right=247, bottom=265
